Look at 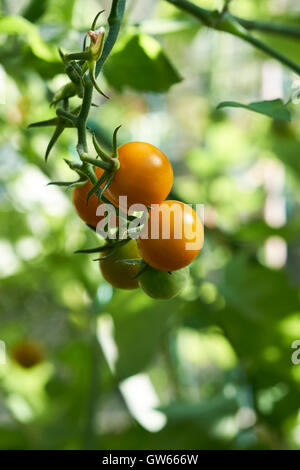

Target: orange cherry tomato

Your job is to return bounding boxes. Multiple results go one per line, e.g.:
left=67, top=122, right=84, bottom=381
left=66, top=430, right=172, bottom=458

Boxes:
left=137, top=200, right=203, bottom=271
left=107, top=142, right=173, bottom=210
left=72, top=167, right=116, bottom=228
left=99, top=240, right=142, bottom=290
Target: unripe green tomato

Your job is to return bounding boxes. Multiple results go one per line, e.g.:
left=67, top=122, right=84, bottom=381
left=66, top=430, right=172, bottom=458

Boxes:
left=100, top=240, right=142, bottom=290
left=138, top=266, right=189, bottom=299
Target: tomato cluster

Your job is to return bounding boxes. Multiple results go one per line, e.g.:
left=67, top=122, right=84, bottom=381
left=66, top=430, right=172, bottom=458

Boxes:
left=28, top=12, right=203, bottom=301
left=73, top=142, right=203, bottom=300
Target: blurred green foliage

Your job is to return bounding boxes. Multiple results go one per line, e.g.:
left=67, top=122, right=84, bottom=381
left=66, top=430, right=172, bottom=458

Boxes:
left=0, top=0, right=300, bottom=450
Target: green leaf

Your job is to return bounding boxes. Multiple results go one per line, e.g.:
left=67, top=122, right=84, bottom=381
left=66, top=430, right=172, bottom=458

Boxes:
left=22, top=0, right=49, bottom=23
left=217, top=98, right=291, bottom=121
left=104, top=33, right=182, bottom=92
left=218, top=255, right=299, bottom=321
left=106, top=290, right=182, bottom=381
left=0, top=16, right=58, bottom=62
left=214, top=255, right=300, bottom=426
left=158, top=396, right=238, bottom=424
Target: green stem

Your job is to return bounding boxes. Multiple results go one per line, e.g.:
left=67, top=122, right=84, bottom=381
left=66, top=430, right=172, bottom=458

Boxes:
left=165, top=0, right=300, bottom=75
left=167, top=0, right=212, bottom=25
left=64, top=51, right=90, bottom=62
left=77, top=75, right=93, bottom=156
left=166, top=0, right=300, bottom=39
left=243, top=33, right=300, bottom=76
left=95, top=0, right=127, bottom=77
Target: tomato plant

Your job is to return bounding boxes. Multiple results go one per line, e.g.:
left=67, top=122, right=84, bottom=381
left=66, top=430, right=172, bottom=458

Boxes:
left=99, top=240, right=142, bottom=290
left=137, top=200, right=203, bottom=271
left=107, top=142, right=173, bottom=209
left=139, top=266, right=190, bottom=299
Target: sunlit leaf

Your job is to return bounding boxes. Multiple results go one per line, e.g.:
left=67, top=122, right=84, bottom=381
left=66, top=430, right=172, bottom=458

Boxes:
left=104, top=33, right=181, bottom=92
left=0, top=16, right=58, bottom=62
left=217, top=98, right=291, bottom=121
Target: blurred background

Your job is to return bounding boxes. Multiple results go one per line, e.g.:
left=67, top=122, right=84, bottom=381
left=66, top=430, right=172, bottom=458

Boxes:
left=0, top=0, right=300, bottom=450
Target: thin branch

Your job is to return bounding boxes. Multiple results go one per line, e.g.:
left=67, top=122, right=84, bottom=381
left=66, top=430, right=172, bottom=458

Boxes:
left=166, top=0, right=300, bottom=39
left=233, top=16, right=300, bottom=40
left=242, top=33, right=300, bottom=76
left=165, top=0, right=300, bottom=75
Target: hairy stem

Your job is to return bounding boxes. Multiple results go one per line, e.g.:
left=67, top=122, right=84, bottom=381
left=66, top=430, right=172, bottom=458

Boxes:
left=77, top=75, right=93, bottom=156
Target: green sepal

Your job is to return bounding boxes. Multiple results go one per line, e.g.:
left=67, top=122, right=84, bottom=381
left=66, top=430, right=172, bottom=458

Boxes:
left=75, top=245, right=110, bottom=254
left=80, top=155, right=113, bottom=171
left=45, top=125, right=64, bottom=161
left=97, top=172, right=114, bottom=202
left=76, top=239, right=129, bottom=255
left=63, top=51, right=90, bottom=62
left=86, top=170, right=108, bottom=204
left=91, top=10, right=105, bottom=31
left=132, top=263, right=150, bottom=280
left=28, top=117, right=60, bottom=128
left=47, top=178, right=87, bottom=188
left=112, top=125, right=121, bottom=159
left=92, top=133, right=111, bottom=162
left=51, top=82, right=78, bottom=107
left=63, top=159, right=87, bottom=180
left=82, top=33, right=88, bottom=52
left=93, top=250, right=116, bottom=261
left=89, top=60, right=109, bottom=99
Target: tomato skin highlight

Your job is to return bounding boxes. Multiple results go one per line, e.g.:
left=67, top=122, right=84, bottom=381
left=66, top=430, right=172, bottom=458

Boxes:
left=99, top=240, right=142, bottom=290
left=107, top=142, right=173, bottom=210
left=72, top=167, right=115, bottom=228
left=137, top=200, right=203, bottom=271
left=139, top=266, right=189, bottom=299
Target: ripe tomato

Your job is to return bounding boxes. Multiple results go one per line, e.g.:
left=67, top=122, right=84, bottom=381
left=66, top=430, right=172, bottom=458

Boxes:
left=107, top=142, right=173, bottom=210
left=139, top=266, right=189, bottom=299
left=73, top=167, right=115, bottom=228
left=12, top=340, right=44, bottom=369
left=99, top=240, right=142, bottom=290
left=137, top=200, right=203, bottom=271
